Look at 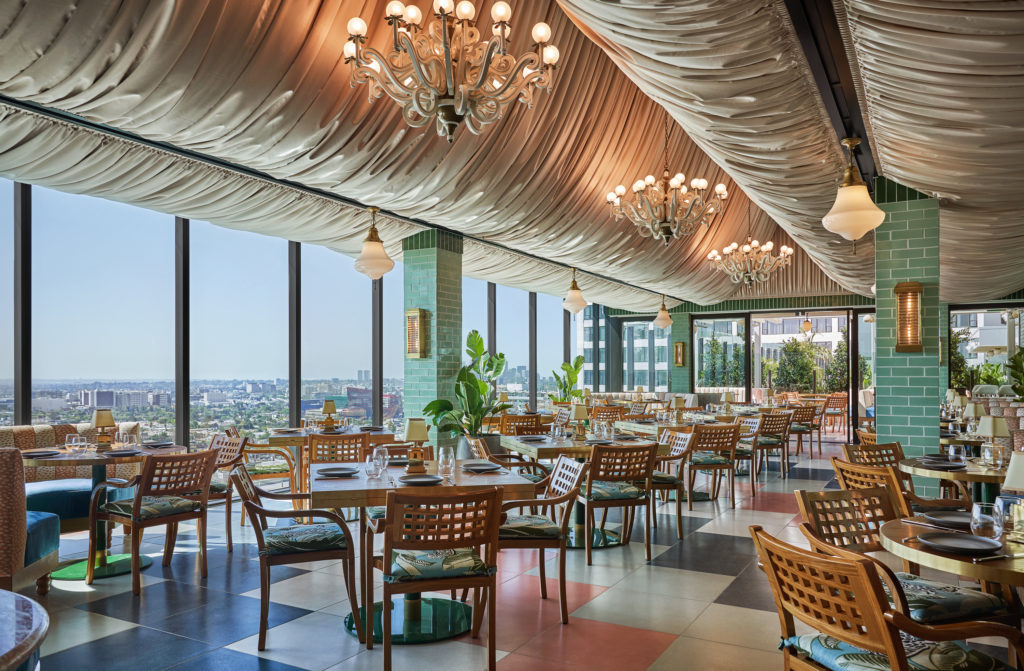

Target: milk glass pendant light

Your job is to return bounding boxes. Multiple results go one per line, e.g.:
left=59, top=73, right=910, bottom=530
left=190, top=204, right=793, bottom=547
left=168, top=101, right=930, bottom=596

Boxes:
left=652, top=296, right=673, bottom=329
left=354, top=207, right=395, bottom=280
left=822, top=138, right=885, bottom=241
left=563, top=267, right=587, bottom=314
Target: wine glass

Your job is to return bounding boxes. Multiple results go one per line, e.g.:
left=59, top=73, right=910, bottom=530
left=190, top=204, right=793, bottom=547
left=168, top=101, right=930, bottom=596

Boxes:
left=971, top=503, right=1004, bottom=540
left=438, top=446, right=456, bottom=484
left=948, top=444, right=966, bottom=466
left=364, top=455, right=379, bottom=478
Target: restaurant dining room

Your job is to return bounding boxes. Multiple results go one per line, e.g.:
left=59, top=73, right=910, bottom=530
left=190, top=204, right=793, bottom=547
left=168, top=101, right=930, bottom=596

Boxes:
left=1, top=1, right=1023, bottom=670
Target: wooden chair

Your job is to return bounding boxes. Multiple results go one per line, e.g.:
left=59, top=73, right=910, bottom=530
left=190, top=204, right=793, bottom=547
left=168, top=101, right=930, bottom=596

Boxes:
left=841, top=441, right=970, bottom=504
left=230, top=466, right=360, bottom=650
left=590, top=405, right=625, bottom=423
left=578, top=444, right=657, bottom=565
left=831, top=457, right=969, bottom=518
left=685, top=423, right=741, bottom=509
left=750, top=524, right=1024, bottom=671
left=305, top=433, right=368, bottom=487
left=364, top=442, right=435, bottom=461
left=240, top=439, right=298, bottom=518
left=498, top=455, right=586, bottom=623
left=627, top=401, right=647, bottom=415
left=88, top=450, right=218, bottom=594
left=649, top=431, right=693, bottom=535
left=824, top=392, right=848, bottom=433
left=182, top=433, right=246, bottom=552
left=732, top=416, right=761, bottom=496
left=811, top=401, right=827, bottom=446
left=512, top=423, right=548, bottom=436
left=743, top=411, right=792, bottom=478
left=371, top=488, right=503, bottom=671
left=856, top=428, right=877, bottom=445
left=789, top=404, right=819, bottom=456
left=499, top=414, right=540, bottom=435
left=552, top=407, right=571, bottom=427
left=465, top=436, right=550, bottom=485
left=784, top=391, right=802, bottom=405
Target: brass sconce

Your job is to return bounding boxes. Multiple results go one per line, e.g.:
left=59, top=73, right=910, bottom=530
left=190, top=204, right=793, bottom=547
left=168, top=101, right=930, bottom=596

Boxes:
left=894, top=282, right=923, bottom=353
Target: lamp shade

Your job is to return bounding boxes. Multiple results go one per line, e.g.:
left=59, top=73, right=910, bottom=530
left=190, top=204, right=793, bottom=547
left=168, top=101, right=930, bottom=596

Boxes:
left=498, top=392, right=509, bottom=403
left=353, top=207, right=394, bottom=280
left=670, top=396, right=686, bottom=409
left=978, top=416, right=1010, bottom=438
left=321, top=399, right=337, bottom=415
left=652, top=297, right=672, bottom=330
left=950, top=395, right=967, bottom=409
left=570, top=404, right=590, bottom=421
left=822, top=184, right=886, bottom=241
left=636, top=386, right=645, bottom=394
left=1003, top=452, right=1024, bottom=491
left=945, top=389, right=957, bottom=403
left=92, top=408, right=116, bottom=428
left=404, top=418, right=429, bottom=442
left=722, top=391, right=735, bottom=403
left=962, top=402, right=985, bottom=419
left=563, top=283, right=586, bottom=314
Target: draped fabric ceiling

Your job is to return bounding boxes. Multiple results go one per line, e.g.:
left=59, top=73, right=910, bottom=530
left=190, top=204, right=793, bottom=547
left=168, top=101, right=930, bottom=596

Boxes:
left=0, top=0, right=1014, bottom=308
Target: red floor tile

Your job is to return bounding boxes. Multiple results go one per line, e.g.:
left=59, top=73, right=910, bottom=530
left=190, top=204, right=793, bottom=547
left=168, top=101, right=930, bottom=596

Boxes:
left=498, top=653, right=587, bottom=670
left=736, top=491, right=802, bottom=514
left=512, top=617, right=676, bottom=670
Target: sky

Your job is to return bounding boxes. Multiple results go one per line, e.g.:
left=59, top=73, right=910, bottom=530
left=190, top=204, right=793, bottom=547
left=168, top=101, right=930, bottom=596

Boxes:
left=3, top=179, right=571, bottom=382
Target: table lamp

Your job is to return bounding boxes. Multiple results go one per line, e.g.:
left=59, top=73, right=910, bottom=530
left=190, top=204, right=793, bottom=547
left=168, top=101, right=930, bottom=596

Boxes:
left=570, top=403, right=589, bottom=436
left=405, top=418, right=429, bottom=447
left=962, top=402, right=985, bottom=434
left=950, top=394, right=966, bottom=421
left=1003, top=451, right=1024, bottom=493
left=93, top=408, right=116, bottom=452
left=498, top=392, right=509, bottom=404
left=945, top=388, right=956, bottom=404
left=321, top=399, right=338, bottom=431
left=635, top=385, right=645, bottom=401
left=977, top=416, right=1009, bottom=445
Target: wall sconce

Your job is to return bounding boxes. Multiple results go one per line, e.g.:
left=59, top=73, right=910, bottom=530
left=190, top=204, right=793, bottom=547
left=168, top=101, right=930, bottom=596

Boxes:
left=405, top=309, right=427, bottom=358
left=894, top=281, right=923, bottom=352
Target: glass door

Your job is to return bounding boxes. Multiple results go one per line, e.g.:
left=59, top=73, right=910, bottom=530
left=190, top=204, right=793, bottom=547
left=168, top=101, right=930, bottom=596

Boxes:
left=851, top=309, right=876, bottom=440
left=693, top=316, right=747, bottom=402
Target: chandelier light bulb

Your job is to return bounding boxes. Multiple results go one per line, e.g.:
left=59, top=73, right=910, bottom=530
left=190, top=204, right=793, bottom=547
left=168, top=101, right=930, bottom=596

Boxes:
left=633, top=180, right=645, bottom=192
left=403, top=5, right=423, bottom=24
left=532, top=22, right=552, bottom=43
left=606, top=192, right=617, bottom=203
left=347, top=17, right=368, bottom=36
left=742, top=244, right=751, bottom=253
left=674, top=173, right=685, bottom=183
left=542, top=44, right=560, bottom=65
left=763, top=241, right=774, bottom=250
left=715, top=183, right=727, bottom=195
left=614, top=185, right=626, bottom=197
left=698, top=178, right=708, bottom=190
left=386, top=1, right=405, bottom=17
left=751, top=240, right=759, bottom=247
left=669, top=178, right=680, bottom=189
left=343, top=41, right=357, bottom=59
left=689, top=178, right=699, bottom=189
left=490, top=1, right=512, bottom=22
left=455, top=1, right=475, bottom=20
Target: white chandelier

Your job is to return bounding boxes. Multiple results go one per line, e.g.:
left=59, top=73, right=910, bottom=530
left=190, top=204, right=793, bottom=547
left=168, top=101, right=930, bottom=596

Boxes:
left=708, top=201, right=794, bottom=285
left=345, top=1, right=559, bottom=143
left=606, top=114, right=727, bottom=243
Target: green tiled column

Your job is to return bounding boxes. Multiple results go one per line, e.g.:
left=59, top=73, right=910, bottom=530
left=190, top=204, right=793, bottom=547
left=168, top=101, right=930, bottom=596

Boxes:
left=873, top=177, right=941, bottom=494
left=403, top=230, right=463, bottom=446
left=669, top=311, right=691, bottom=393
left=939, top=302, right=949, bottom=397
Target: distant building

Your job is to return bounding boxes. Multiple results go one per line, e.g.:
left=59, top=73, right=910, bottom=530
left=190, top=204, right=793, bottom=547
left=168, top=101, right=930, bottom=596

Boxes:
left=149, top=392, right=171, bottom=407
left=357, top=370, right=371, bottom=383
left=203, top=391, right=228, bottom=404
left=115, top=390, right=148, bottom=408
left=81, top=389, right=115, bottom=408
left=32, top=397, right=67, bottom=412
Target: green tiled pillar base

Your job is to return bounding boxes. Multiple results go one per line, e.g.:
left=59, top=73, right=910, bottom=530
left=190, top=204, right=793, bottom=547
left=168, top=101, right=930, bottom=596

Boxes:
left=403, top=230, right=463, bottom=447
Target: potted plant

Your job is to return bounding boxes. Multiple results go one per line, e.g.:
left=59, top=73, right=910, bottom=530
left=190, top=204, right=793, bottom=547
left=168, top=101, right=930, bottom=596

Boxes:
left=423, top=330, right=511, bottom=457
left=548, top=355, right=585, bottom=404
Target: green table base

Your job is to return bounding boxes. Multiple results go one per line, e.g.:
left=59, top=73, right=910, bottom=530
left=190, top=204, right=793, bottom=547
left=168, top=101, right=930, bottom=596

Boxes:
left=566, top=525, right=622, bottom=549
left=52, top=554, right=153, bottom=581
left=344, top=596, right=473, bottom=644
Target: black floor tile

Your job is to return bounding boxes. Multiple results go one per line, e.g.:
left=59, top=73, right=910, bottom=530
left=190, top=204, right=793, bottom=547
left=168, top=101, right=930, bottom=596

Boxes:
left=152, top=596, right=311, bottom=646
left=158, top=550, right=307, bottom=594
left=42, top=627, right=215, bottom=671
left=629, top=512, right=712, bottom=545
left=968, top=641, right=1009, bottom=665
left=77, top=581, right=234, bottom=626
left=650, top=531, right=756, bottom=576
left=784, top=467, right=837, bottom=481
left=167, top=649, right=307, bottom=671
left=714, top=561, right=778, bottom=612
left=823, top=478, right=840, bottom=490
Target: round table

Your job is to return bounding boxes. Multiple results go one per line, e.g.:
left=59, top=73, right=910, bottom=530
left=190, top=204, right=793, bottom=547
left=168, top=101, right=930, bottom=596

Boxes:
left=0, top=589, right=49, bottom=671
left=899, top=457, right=1004, bottom=503
left=880, top=519, right=1024, bottom=588
left=22, top=445, right=186, bottom=580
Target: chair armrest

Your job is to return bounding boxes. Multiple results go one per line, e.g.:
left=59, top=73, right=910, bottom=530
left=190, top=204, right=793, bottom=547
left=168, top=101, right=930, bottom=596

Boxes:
left=90, top=476, right=141, bottom=511
left=888, top=611, right=1024, bottom=657
left=244, top=446, right=296, bottom=467
left=904, top=491, right=967, bottom=510
left=501, top=488, right=576, bottom=512
left=255, top=487, right=311, bottom=502
left=241, top=502, right=355, bottom=547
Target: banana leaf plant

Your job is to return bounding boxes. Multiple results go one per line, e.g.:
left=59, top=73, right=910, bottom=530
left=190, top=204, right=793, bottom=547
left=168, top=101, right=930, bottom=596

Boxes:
left=548, top=355, right=585, bottom=403
left=423, top=330, right=511, bottom=437
left=1007, top=349, right=1024, bottom=402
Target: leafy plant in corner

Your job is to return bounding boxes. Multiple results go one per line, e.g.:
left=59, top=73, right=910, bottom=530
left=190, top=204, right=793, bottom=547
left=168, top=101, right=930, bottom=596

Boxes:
left=548, top=355, right=585, bottom=403
left=1006, top=349, right=1024, bottom=402
left=423, top=330, right=511, bottom=437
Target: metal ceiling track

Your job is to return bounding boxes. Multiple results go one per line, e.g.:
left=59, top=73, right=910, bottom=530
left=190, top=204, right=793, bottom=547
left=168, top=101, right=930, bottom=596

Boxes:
left=0, top=93, right=688, bottom=304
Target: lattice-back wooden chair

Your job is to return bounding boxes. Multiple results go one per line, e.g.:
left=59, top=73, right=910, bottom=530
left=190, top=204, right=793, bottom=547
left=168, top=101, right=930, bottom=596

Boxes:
left=771, top=393, right=788, bottom=405
left=648, top=431, right=693, bottom=537
left=684, top=423, right=741, bottom=509
left=789, top=404, right=819, bottom=457
left=623, top=401, right=653, bottom=421
left=182, top=433, right=246, bottom=552
left=740, top=411, right=792, bottom=479
left=841, top=441, right=970, bottom=505
left=752, top=524, right=1024, bottom=670
left=498, top=455, right=587, bottom=623
left=512, top=423, right=548, bottom=436
left=552, top=407, right=571, bottom=428
left=831, top=458, right=969, bottom=518
left=590, top=405, right=625, bottom=423
left=578, top=443, right=657, bottom=565
left=305, top=433, right=368, bottom=488
left=784, top=391, right=803, bottom=405
left=856, top=428, right=878, bottom=445
left=240, top=439, right=298, bottom=522
left=364, top=441, right=435, bottom=461
left=230, top=466, right=360, bottom=650
left=88, top=450, right=218, bottom=594
left=732, top=416, right=761, bottom=492
left=824, top=392, right=848, bottom=433
left=499, top=414, right=540, bottom=436
left=372, top=488, right=503, bottom=670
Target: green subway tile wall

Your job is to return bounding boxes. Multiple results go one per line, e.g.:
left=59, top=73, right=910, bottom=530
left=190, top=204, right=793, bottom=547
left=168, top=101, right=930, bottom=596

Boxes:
left=669, top=313, right=691, bottom=393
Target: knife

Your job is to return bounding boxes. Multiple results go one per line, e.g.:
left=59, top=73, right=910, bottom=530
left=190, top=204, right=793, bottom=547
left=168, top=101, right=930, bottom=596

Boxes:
left=974, top=552, right=1024, bottom=563
left=901, top=518, right=968, bottom=533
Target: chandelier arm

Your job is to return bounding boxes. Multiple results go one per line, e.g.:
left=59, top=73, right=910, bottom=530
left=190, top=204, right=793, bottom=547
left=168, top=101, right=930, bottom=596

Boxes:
left=440, top=12, right=454, bottom=95
left=356, top=48, right=420, bottom=102
left=472, top=52, right=544, bottom=103
left=397, top=32, right=445, bottom=99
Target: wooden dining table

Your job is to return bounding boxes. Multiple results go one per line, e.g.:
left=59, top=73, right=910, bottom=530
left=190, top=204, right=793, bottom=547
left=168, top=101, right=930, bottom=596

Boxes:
left=309, top=460, right=534, bottom=645
left=899, top=456, right=1005, bottom=503
left=267, top=426, right=395, bottom=495
left=21, top=444, right=187, bottom=580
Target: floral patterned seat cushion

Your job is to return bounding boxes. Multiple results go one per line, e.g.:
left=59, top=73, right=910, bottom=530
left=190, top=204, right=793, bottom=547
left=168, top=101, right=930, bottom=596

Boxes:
left=791, top=423, right=812, bottom=432
left=584, top=480, right=646, bottom=500
left=520, top=472, right=546, bottom=483
left=499, top=514, right=562, bottom=539
left=246, top=461, right=290, bottom=475
left=690, top=452, right=730, bottom=466
left=384, top=548, right=496, bottom=583
left=734, top=447, right=753, bottom=457
left=261, top=523, right=348, bottom=556
left=783, top=632, right=1010, bottom=671
left=651, top=470, right=678, bottom=484
left=366, top=505, right=386, bottom=520
left=102, top=496, right=199, bottom=520
left=892, top=572, right=1005, bottom=623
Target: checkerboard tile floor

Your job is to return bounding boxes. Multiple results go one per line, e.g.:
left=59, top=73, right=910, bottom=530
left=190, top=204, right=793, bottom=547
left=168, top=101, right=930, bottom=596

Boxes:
left=17, top=434, right=1011, bottom=670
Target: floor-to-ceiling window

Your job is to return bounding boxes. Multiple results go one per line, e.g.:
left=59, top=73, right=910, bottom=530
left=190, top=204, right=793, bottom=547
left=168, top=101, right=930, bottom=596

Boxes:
left=462, top=277, right=488, bottom=361
left=383, top=261, right=405, bottom=432
left=0, top=181, right=13, bottom=426
left=31, top=187, right=174, bottom=438
left=190, top=222, right=287, bottom=445
left=693, top=316, right=746, bottom=402
left=536, top=292, right=567, bottom=410
left=949, top=306, right=1023, bottom=390
left=578, top=304, right=605, bottom=391
left=300, top=244, right=370, bottom=426
left=750, top=312, right=847, bottom=401
left=496, top=284, right=529, bottom=408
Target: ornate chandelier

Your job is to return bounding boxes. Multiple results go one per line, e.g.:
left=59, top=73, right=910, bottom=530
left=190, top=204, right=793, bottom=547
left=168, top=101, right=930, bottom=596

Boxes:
left=606, top=114, right=727, bottom=243
left=344, top=1, right=559, bottom=143
left=708, top=201, right=794, bottom=285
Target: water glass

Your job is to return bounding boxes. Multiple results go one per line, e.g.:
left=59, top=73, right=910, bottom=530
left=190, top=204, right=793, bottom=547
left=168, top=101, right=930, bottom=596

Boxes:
left=982, top=445, right=1005, bottom=470
left=994, top=495, right=1020, bottom=536
left=364, top=456, right=380, bottom=478
left=971, top=503, right=1004, bottom=540
left=438, top=446, right=455, bottom=482
left=948, top=444, right=967, bottom=465
left=372, top=446, right=389, bottom=475
left=123, top=434, right=139, bottom=449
